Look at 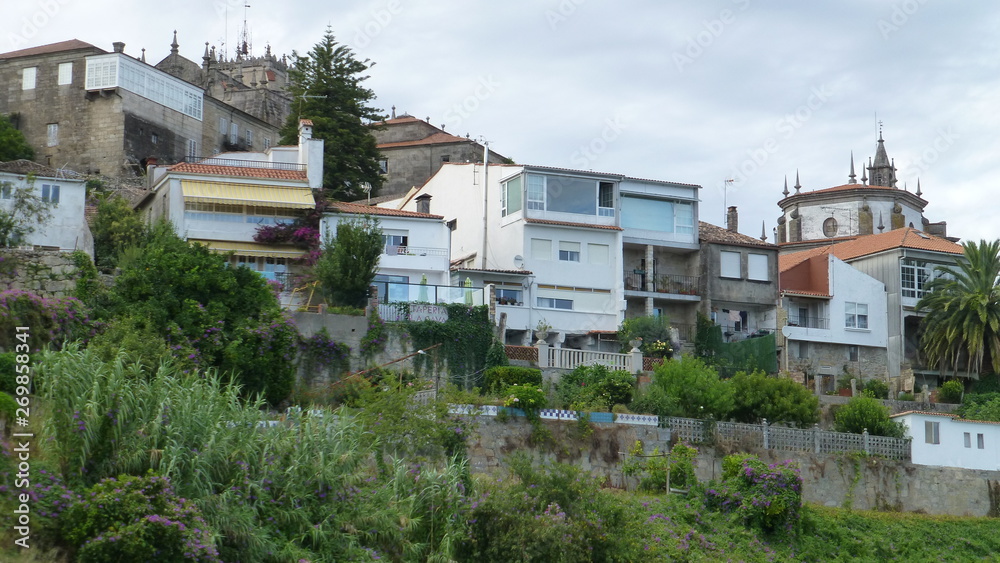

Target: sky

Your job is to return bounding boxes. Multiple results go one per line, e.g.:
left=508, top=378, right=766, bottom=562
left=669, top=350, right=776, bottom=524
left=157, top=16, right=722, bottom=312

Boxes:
left=6, top=0, right=1000, bottom=243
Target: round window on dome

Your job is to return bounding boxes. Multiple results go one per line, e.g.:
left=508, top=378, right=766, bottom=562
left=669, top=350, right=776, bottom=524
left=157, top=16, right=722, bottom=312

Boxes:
left=823, top=217, right=838, bottom=237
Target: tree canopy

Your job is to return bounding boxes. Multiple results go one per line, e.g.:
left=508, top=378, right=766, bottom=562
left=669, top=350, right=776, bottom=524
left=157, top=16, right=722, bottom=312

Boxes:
left=280, top=27, right=385, bottom=201
left=314, top=214, right=382, bottom=308
left=0, top=114, right=34, bottom=162
left=917, top=239, right=1000, bottom=376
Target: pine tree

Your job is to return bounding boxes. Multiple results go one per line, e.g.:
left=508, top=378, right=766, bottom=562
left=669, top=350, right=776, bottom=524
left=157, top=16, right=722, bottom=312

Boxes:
left=280, top=27, right=384, bottom=201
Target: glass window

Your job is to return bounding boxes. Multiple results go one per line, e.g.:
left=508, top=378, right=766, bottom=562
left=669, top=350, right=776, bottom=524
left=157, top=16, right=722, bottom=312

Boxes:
left=230, top=122, right=239, bottom=145
left=246, top=129, right=254, bottom=148
left=546, top=176, right=597, bottom=215
left=58, top=62, right=73, bottom=85
left=0, top=183, right=11, bottom=199
left=537, top=297, right=572, bottom=310
left=846, top=302, right=869, bottom=329
left=558, top=241, right=581, bottom=262
left=924, top=421, right=940, bottom=445
left=496, top=288, right=522, bottom=306
left=41, top=184, right=60, bottom=204
left=527, top=175, right=545, bottom=210
left=374, top=274, right=409, bottom=303
left=47, top=123, right=59, bottom=147
left=964, top=432, right=972, bottom=448
left=22, top=67, right=36, bottom=90
left=598, top=182, right=614, bottom=216
left=502, top=176, right=522, bottom=216
left=848, top=345, right=859, bottom=362
left=720, top=251, right=741, bottom=278
left=748, top=253, right=768, bottom=281
left=675, top=201, right=694, bottom=234
left=382, top=232, right=408, bottom=251
left=979, top=433, right=985, bottom=449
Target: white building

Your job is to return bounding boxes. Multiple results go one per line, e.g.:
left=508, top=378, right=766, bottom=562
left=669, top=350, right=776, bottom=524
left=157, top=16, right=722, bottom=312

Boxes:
left=320, top=199, right=452, bottom=303
left=893, top=411, right=1000, bottom=471
left=0, top=160, right=92, bottom=255
left=779, top=248, right=888, bottom=382
left=137, top=119, right=322, bottom=286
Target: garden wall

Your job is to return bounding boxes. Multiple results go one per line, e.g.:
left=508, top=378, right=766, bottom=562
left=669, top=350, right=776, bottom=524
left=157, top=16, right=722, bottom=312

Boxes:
left=466, top=417, right=1000, bottom=517
left=1, top=248, right=84, bottom=298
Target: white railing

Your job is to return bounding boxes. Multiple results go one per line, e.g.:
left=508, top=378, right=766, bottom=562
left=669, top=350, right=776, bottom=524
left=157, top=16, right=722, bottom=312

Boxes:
left=548, top=347, right=633, bottom=371
left=383, top=245, right=449, bottom=257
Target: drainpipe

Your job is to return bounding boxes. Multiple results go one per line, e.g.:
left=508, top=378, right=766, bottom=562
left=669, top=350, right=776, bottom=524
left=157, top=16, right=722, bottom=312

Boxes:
left=481, top=141, right=489, bottom=269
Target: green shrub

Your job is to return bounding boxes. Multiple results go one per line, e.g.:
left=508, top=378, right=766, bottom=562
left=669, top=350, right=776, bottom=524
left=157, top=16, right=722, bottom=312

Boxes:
left=629, top=383, right=679, bottom=417
left=0, top=352, right=14, bottom=394
left=958, top=394, right=1000, bottom=421
left=484, top=339, right=509, bottom=370
left=705, top=454, right=803, bottom=535
left=0, top=391, right=16, bottom=423
left=834, top=396, right=905, bottom=437
left=730, top=370, right=819, bottom=427
left=649, top=355, right=732, bottom=419
left=483, top=366, right=541, bottom=393
left=503, top=383, right=547, bottom=413
left=622, top=441, right=698, bottom=492
left=618, top=315, right=673, bottom=355
left=555, top=364, right=635, bottom=411
left=937, top=380, right=964, bottom=404
left=863, top=378, right=889, bottom=400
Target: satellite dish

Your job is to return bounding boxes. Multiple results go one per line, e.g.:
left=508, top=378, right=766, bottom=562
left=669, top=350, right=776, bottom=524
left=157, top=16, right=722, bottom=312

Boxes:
left=513, top=255, right=524, bottom=269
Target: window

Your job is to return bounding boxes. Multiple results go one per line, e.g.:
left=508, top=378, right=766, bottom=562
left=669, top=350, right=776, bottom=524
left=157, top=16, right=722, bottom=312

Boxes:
left=41, top=184, right=60, bottom=204
left=374, top=274, right=408, bottom=303
left=846, top=302, right=869, bottom=329
left=795, top=341, right=808, bottom=359
left=823, top=217, right=839, bottom=237
left=537, top=297, right=572, bottom=310
left=621, top=196, right=694, bottom=235
left=901, top=259, right=932, bottom=299
left=263, top=138, right=271, bottom=150
left=979, top=433, right=986, bottom=449
left=748, top=253, right=768, bottom=281
left=527, top=175, right=545, bottom=210
left=558, top=241, right=581, bottom=262
left=598, top=181, right=615, bottom=217
left=848, top=345, right=859, bottom=362
left=22, top=67, right=36, bottom=90
left=530, top=238, right=551, bottom=260
left=588, top=243, right=609, bottom=265
left=229, top=122, right=238, bottom=145
left=379, top=159, right=388, bottom=173
left=188, top=139, right=198, bottom=158
left=720, top=251, right=741, bottom=278
left=1, top=183, right=10, bottom=199
left=965, top=432, right=972, bottom=448
left=151, top=133, right=159, bottom=145
left=46, top=123, right=59, bottom=147
left=219, top=117, right=227, bottom=132
left=924, top=421, right=940, bottom=445
left=501, top=176, right=522, bottom=217
left=382, top=232, right=409, bottom=251
left=246, top=129, right=253, bottom=148
left=496, top=288, right=522, bottom=306
left=58, top=62, right=73, bottom=85
left=441, top=154, right=450, bottom=162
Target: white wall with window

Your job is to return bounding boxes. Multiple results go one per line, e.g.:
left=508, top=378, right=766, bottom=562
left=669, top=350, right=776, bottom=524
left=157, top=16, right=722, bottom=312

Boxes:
left=748, top=253, right=769, bottom=281
left=0, top=172, right=91, bottom=255
left=845, top=302, right=869, bottom=329
left=558, top=241, right=581, bottom=262
left=720, top=251, right=741, bottom=279
left=514, top=172, right=618, bottom=226
left=895, top=412, right=1000, bottom=471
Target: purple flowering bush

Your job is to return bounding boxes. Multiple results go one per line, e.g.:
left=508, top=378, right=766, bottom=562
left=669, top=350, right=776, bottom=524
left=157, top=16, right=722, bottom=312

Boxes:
left=704, top=454, right=803, bottom=534
left=0, top=289, right=90, bottom=351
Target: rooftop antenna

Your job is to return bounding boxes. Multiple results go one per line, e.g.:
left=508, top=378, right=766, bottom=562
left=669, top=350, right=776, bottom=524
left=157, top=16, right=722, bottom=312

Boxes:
left=360, top=182, right=372, bottom=204
left=237, top=3, right=252, bottom=59
left=296, top=93, right=327, bottom=119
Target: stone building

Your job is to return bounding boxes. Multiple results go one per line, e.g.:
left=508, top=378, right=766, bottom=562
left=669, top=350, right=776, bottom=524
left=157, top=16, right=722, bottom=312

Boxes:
left=775, top=130, right=949, bottom=251
left=372, top=112, right=511, bottom=198
left=0, top=38, right=280, bottom=177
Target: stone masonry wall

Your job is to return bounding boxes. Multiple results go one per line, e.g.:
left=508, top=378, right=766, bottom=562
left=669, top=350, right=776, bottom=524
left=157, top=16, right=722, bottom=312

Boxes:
left=1, top=249, right=83, bottom=299
left=467, top=417, right=1000, bottom=517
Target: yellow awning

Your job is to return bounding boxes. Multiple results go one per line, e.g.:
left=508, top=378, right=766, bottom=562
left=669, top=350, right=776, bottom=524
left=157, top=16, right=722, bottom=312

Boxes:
left=181, top=180, right=315, bottom=209
left=190, top=239, right=306, bottom=258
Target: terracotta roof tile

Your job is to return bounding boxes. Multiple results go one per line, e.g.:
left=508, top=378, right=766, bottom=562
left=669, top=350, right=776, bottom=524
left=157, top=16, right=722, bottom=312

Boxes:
left=699, top=222, right=776, bottom=248
left=330, top=201, right=443, bottom=219
left=167, top=162, right=307, bottom=181
left=452, top=267, right=533, bottom=275
left=779, top=246, right=832, bottom=272
left=0, top=159, right=83, bottom=179
left=826, top=228, right=963, bottom=261
left=782, top=289, right=831, bottom=298
left=524, top=218, right=623, bottom=231
left=0, top=39, right=101, bottom=59
left=377, top=131, right=475, bottom=149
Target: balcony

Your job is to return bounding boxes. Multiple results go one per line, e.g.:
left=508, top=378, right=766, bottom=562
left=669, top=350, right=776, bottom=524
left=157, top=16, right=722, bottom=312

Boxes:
left=182, top=155, right=307, bottom=171
left=785, top=316, right=829, bottom=329
left=383, top=245, right=449, bottom=257
left=623, top=272, right=700, bottom=297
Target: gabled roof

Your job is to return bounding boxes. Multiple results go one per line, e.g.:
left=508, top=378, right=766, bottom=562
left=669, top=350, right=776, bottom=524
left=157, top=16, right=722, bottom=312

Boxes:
left=329, top=201, right=443, bottom=220
left=699, top=222, right=775, bottom=248
left=167, top=162, right=307, bottom=181
left=826, top=227, right=963, bottom=261
left=0, top=159, right=83, bottom=179
left=378, top=131, right=475, bottom=149
left=0, top=39, right=101, bottom=60
left=779, top=245, right=832, bottom=272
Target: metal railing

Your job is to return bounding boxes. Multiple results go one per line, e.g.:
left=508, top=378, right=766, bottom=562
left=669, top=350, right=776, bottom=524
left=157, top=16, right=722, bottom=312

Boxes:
left=383, top=245, right=449, bottom=257
left=785, top=316, right=830, bottom=329
left=183, top=155, right=307, bottom=171
left=623, top=272, right=699, bottom=295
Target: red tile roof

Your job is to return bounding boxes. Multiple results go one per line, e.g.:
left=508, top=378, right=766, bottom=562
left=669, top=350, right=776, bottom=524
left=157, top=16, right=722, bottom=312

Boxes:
left=330, top=201, right=443, bottom=219
left=779, top=245, right=832, bottom=272
left=167, top=162, right=307, bottom=181
left=524, top=218, right=623, bottom=231
left=378, top=131, right=475, bottom=149
left=0, top=39, right=101, bottom=59
left=699, top=221, right=776, bottom=248
left=827, top=228, right=963, bottom=261
left=782, top=289, right=832, bottom=298
left=452, top=267, right=533, bottom=275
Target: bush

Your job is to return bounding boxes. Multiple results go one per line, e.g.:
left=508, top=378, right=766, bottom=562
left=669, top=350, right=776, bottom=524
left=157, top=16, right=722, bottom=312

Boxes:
left=629, top=384, right=679, bottom=417
left=622, top=441, right=698, bottom=492
left=730, top=370, right=819, bottom=427
left=958, top=394, right=1000, bottom=421
left=938, top=380, right=964, bottom=404
left=0, top=352, right=14, bottom=394
left=649, top=355, right=733, bottom=419
left=503, top=383, right=547, bottom=414
left=484, top=340, right=509, bottom=370
left=483, top=366, right=541, bottom=393
left=705, top=454, right=803, bottom=535
left=834, top=396, right=905, bottom=438
left=0, top=391, right=16, bottom=423
left=618, top=315, right=673, bottom=355
left=555, top=364, right=635, bottom=411
left=863, top=378, right=889, bottom=400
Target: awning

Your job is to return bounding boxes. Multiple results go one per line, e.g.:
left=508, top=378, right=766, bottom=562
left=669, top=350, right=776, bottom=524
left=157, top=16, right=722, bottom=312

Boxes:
left=181, top=180, right=315, bottom=209
left=190, top=239, right=306, bottom=258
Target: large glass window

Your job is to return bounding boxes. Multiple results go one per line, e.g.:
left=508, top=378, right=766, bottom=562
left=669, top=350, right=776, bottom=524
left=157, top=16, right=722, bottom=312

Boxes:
left=537, top=297, right=572, bottom=310
left=598, top=182, right=615, bottom=216
left=41, top=184, right=60, bottom=204
left=58, top=62, right=73, bottom=85
left=496, top=288, right=523, bottom=306
left=502, top=176, right=522, bottom=216
left=546, top=176, right=596, bottom=214
left=901, top=259, right=932, bottom=298
left=527, top=175, right=545, bottom=210
left=621, top=196, right=694, bottom=234
left=845, top=302, right=869, bottom=329
left=22, top=67, right=36, bottom=90
left=925, top=421, right=940, bottom=445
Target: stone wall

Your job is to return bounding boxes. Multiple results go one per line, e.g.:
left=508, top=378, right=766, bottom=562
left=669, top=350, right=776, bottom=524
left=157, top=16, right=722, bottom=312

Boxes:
left=1, top=249, right=83, bottom=299
left=467, top=417, right=1000, bottom=517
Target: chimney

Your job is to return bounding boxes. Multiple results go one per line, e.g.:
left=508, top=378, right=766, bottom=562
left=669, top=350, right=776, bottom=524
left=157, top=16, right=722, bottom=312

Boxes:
left=113, top=41, right=126, bottom=53
left=727, top=206, right=738, bottom=233
left=145, top=157, right=158, bottom=189
left=297, top=119, right=324, bottom=189
left=416, top=194, right=432, bottom=214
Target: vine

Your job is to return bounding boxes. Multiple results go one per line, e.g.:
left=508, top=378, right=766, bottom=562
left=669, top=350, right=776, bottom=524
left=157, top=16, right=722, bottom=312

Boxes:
left=298, top=327, right=351, bottom=383
left=836, top=450, right=867, bottom=510
left=360, top=308, right=387, bottom=359
left=401, top=304, right=493, bottom=388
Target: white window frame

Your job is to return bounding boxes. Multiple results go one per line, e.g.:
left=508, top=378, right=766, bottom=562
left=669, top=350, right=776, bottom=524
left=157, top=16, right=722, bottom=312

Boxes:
left=720, top=251, right=741, bottom=279
left=537, top=297, right=573, bottom=310
left=598, top=181, right=615, bottom=217
left=530, top=238, right=551, bottom=261
left=58, top=62, right=73, bottom=85
left=246, top=129, right=254, bottom=148
left=188, top=139, right=198, bottom=158
left=527, top=175, right=545, bottom=210
left=229, top=122, right=239, bottom=145
left=41, top=184, right=60, bottom=204
left=924, top=420, right=940, bottom=445
left=748, top=253, right=768, bottom=281
left=46, top=123, right=59, bottom=147
left=558, top=241, right=581, bottom=262
left=845, top=302, right=869, bottom=330
left=22, top=67, right=36, bottom=90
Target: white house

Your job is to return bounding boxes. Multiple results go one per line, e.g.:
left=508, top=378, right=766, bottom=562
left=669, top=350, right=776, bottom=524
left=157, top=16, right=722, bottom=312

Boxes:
left=893, top=411, right=1000, bottom=471
left=388, top=162, right=625, bottom=347
left=0, top=160, right=92, bottom=256
left=780, top=247, right=888, bottom=383
left=137, top=119, right=322, bottom=286
left=320, top=200, right=452, bottom=303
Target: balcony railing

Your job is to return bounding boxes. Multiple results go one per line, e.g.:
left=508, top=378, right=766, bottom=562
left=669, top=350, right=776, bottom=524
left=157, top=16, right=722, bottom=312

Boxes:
left=623, top=272, right=699, bottom=295
left=383, top=245, right=449, bottom=257
left=182, top=155, right=307, bottom=171
left=785, top=316, right=829, bottom=329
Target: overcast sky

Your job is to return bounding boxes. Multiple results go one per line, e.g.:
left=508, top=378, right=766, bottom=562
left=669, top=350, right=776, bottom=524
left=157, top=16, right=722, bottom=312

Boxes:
left=7, top=1, right=999, bottom=243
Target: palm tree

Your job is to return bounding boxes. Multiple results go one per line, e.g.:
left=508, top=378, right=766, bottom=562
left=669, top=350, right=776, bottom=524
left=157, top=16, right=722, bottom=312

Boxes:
left=917, top=239, right=1000, bottom=376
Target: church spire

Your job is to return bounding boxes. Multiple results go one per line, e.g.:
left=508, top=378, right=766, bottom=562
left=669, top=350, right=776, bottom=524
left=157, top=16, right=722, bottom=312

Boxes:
left=849, top=151, right=857, bottom=184
left=916, top=178, right=922, bottom=197
left=868, top=128, right=895, bottom=187
left=782, top=175, right=789, bottom=197
left=170, top=30, right=179, bottom=56
left=760, top=221, right=767, bottom=242
left=794, top=170, right=801, bottom=194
